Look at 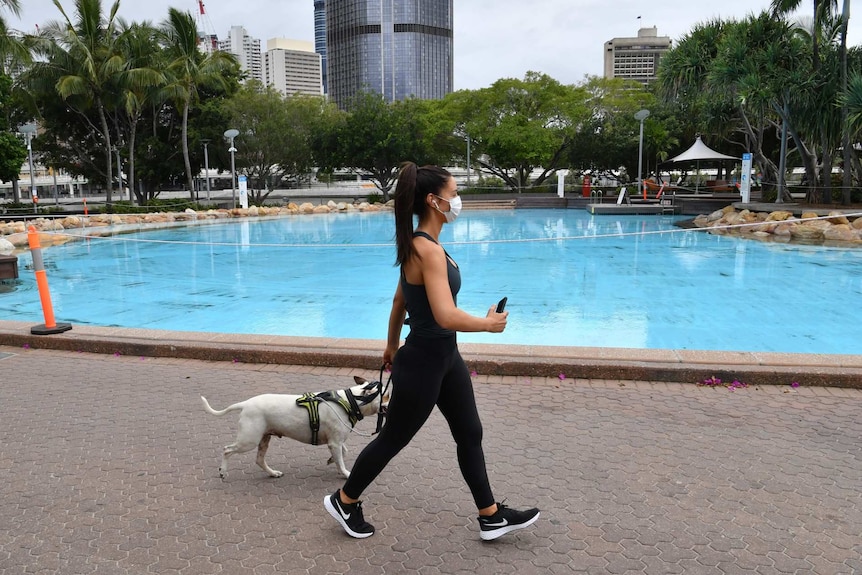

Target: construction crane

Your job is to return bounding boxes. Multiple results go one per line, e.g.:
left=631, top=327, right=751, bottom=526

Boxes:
left=194, top=0, right=219, bottom=52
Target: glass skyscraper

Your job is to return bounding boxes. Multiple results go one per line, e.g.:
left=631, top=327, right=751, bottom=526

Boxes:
left=314, top=0, right=328, bottom=94
left=326, top=0, right=453, bottom=109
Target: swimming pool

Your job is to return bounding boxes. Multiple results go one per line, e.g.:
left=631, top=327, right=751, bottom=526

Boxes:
left=1, top=209, right=860, bottom=354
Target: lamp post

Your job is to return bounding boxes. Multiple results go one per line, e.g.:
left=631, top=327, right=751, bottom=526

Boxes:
left=20, top=123, right=38, bottom=213
left=465, top=134, right=471, bottom=186
left=224, top=129, right=239, bottom=209
left=634, top=109, right=650, bottom=197
left=201, top=139, right=211, bottom=202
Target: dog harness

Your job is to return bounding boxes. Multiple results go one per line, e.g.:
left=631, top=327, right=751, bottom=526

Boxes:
left=295, top=386, right=378, bottom=445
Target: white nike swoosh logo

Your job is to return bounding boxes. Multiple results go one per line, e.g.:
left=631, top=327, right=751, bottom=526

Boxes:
left=484, top=519, right=508, bottom=527
left=336, top=502, right=351, bottom=520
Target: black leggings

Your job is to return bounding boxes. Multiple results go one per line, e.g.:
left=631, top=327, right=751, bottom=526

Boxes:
left=342, top=334, right=495, bottom=509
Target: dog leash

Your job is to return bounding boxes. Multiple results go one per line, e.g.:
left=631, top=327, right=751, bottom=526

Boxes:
left=373, top=364, right=392, bottom=435
left=317, top=366, right=391, bottom=437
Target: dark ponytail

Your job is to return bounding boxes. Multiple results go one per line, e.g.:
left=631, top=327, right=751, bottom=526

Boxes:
left=393, top=162, right=452, bottom=266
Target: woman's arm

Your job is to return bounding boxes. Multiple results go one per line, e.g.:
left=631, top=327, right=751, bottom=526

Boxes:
left=419, top=242, right=507, bottom=333
left=383, top=280, right=407, bottom=365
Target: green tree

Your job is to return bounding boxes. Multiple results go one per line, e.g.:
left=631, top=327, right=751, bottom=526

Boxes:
left=772, top=0, right=854, bottom=202
left=159, top=7, right=237, bottom=201
left=658, top=16, right=814, bottom=201
left=32, top=0, right=127, bottom=205
left=114, top=19, right=164, bottom=204
left=710, top=14, right=816, bottom=201
left=565, top=76, right=674, bottom=185
left=0, top=0, right=29, bottom=71
left=443, top=72, right=587, bottom=192
left=319, top=91, right=447, bottom=200
left=224, top=83, right=330, bottom=204
left=0, top=73, right=26, bottom=190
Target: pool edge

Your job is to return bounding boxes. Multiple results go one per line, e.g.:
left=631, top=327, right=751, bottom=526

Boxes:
left=1, top=320, right=861, bottom=389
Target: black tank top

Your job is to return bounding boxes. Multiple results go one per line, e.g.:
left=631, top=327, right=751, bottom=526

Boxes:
left=400, top=231, right=461, bottom=338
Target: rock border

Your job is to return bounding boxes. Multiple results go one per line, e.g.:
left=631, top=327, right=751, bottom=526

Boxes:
left=0, top=200, right=394, bottom=253
left=692, top=206, right=862, bottom=245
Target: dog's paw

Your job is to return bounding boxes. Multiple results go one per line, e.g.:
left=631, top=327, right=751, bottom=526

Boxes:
left=269, top=470, right=284, bottom=478
left=341, top=470, right=351, bottom=479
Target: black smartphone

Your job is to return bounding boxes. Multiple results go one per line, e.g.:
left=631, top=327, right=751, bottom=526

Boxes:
left=495, top=297, right=508, bottom=313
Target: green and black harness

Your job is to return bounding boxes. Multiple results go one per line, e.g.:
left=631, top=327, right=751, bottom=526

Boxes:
left=295, top=377, right=386, bottom=445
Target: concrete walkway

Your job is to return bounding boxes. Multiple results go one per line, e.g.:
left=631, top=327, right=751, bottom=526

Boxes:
left=1, top=344, right=860, bottom=574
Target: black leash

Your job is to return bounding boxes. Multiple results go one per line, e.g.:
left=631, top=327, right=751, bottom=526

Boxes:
left=373, top=364, right=392, bottom=435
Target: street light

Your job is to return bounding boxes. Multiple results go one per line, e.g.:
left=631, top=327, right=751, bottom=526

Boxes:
left=465, top=134, right=471, bottom=186
left=20, top=123, right=38, bottom=213
left=224, top=129, right=239, bottom=209
left=201, top=139, right=211, bottom=202
left=634, top=109, right=650, bottom=198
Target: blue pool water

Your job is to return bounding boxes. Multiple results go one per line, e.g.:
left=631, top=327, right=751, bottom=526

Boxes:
left=1, top=209, right=861, bottom=354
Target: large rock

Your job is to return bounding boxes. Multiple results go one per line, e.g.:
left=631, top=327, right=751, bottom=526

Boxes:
left=312, top=205, right=331, bottom=214
left=299, top=202, right=315, bottom=214
left=822, top=224, right=860, bottom=242
left=766, top=210, right=794, bottom=222
left=0, top=237, right=14, bottom=254
left=707, top=209, right=725, bottom=222
left=827, top=211, right=851, bottom=225
left=789, top=224, right=824, bottom=240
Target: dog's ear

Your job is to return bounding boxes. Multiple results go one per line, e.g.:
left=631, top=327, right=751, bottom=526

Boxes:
left=354, top=376, right=368, bottom=385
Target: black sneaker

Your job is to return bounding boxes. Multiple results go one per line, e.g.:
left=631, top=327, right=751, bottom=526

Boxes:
left=324, top=491, right=375, bottom=538
left=478, top=502, right=540, bottom=541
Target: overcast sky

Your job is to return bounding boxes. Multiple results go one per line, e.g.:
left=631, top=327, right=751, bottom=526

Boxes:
left=10, top=0, right=862, bottom=91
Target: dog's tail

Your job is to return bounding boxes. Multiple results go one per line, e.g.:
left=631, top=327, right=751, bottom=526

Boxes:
left=200, top=396, right=243, bottom=417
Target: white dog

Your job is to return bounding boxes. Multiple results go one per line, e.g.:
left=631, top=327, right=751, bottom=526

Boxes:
left=201, top=376, right=387, bottom=479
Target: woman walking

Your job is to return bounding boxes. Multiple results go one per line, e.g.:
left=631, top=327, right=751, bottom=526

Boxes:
left=323, top=163, right=539, bottom=540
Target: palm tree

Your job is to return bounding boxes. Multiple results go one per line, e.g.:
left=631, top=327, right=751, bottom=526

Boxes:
left=159, top=8, right=236, bottom=201
left=772, top=0, right=853, bottom=203
left=0, top=0, right=30, bottom=69
left=115, top=20, right=164, bottom=204
left=32, top=0, right=125, bottom=205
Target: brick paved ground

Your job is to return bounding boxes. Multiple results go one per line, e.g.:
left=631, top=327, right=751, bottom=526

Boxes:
left=1, top=346, right=860, bottom=574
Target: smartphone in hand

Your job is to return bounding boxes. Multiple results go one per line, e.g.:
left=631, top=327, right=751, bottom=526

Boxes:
left=496, top=297, right=508, bottom=313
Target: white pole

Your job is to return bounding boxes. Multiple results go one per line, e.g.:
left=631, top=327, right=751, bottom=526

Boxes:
left=203, top=141, right=211, bottom=202
left=27, top=133, right=37, bottom=213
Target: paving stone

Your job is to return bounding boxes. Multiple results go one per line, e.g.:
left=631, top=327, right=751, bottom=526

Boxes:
left=0, top=346, right=860, bottom=574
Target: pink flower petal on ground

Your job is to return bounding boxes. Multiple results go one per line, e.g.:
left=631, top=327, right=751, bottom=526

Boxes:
left=470, top=370, right=478, bottom=377
left=558, top=373, right=566, bottom=380
left=791, top=382, right=800, bottom=388
left=22, top=344, right=30, bottom=349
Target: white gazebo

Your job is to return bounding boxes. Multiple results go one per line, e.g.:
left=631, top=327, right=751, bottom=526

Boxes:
left=664, top=136, right=740, bottom=192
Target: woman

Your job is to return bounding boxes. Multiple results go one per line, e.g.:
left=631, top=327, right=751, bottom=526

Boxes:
left=323, top=163, right=539, bottom=541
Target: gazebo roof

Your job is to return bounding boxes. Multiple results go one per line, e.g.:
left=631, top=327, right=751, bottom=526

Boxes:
left=666, top=136, right=739, bottom=163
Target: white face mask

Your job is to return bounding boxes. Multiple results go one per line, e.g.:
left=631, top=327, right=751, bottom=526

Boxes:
left=433, top=194, right=462, bottom=223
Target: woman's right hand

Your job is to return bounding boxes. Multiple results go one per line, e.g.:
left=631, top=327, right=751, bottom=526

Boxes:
left=485, top=306, right=508, bottom=333
left=383, top=343, right=399, bottom=367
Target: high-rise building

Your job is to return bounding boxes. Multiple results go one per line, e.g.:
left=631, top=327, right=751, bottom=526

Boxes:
left=197, top=34, right=219, bottom=55
left=603, top=27, right=671, bottom=86
left=265, top=39, right=324, bottom=97
left=313, top=0, right=328, bottom=94
left=219, top=26, right=263, bottom=84
left=326, top=0, right=453, bottom=109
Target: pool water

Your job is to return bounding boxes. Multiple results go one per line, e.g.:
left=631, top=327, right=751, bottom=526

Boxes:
left=2, top=209, right=861, bottom=354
